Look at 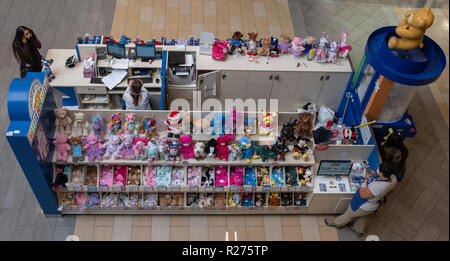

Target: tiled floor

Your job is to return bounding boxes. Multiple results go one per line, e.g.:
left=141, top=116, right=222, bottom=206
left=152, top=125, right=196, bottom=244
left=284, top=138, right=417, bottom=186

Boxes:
left=110, top=0, right=296, bottom=40
left=0, top=0, right=448, bottom=241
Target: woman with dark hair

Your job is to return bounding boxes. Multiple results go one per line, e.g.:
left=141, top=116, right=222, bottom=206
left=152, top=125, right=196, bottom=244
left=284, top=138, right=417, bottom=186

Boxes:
left=123, top=79, right=152, bottom=110
left=380, top=132, right=408, bottom=182
left=325, top=162, right=398, bottom=238
left=12, top=26, right=43, bottom=78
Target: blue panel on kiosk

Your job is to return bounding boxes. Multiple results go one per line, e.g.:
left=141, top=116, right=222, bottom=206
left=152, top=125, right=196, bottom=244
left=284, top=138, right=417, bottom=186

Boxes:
left=159, top=50, right=168, bottom=110
left=372, top=111, right=417, bottom=145
left=55, top=87, right=79, bottom=106
left=365, top=26, right=446, bottom=86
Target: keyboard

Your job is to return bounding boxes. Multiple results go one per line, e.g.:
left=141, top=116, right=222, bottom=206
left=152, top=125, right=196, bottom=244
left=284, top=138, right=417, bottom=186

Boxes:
left=128, top=77, right=153, bottom=84
left=90, top=77, right=103, bottom=84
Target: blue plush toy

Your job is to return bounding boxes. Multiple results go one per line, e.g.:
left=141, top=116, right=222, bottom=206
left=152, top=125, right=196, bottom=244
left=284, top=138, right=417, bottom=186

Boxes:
left=156, top=166, right=172, bottom=186
left=244, top=167, right=257, bottom=186
left=242, top=194, right=254, bottom=207
left=210, top=113, right=226, bottom=136
left=271, top=167, right=285, bottom=186
left=238, top=137, right=257, bottom=163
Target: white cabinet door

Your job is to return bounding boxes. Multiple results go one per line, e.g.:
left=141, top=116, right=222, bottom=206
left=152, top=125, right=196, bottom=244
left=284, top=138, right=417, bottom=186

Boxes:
left=245, top=71, right=273, bottom=101
left=219, top=71, right=248, bottom=102
left=316, top=72, right=351, bottom=111
left=292, top=72, right=324, bottom=111
left=270, top=72, right=300, bottom=112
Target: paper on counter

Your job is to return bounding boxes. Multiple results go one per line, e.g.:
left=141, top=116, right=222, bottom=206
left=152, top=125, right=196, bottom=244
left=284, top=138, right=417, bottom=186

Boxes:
left=101, top=69, right=128, bottom=90
left=199, top=31, right=214, bottom=55
left=179, top=54, right=194, bottom=66
left=111, top=58, right=129, bottom=69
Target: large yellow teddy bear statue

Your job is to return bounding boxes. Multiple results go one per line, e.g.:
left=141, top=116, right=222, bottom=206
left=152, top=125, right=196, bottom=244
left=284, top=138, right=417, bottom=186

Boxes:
left=388, top=6, right=434, bottom=50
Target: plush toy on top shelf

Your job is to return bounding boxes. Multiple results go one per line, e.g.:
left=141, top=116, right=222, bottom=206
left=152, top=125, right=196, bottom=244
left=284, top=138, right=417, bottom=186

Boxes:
left=54, top=134, right=71, bottom=162
left=92, top=115, right=106, bottom=142
left=278, top=34, right=292, bottom=55
left=292, top=137, right=312, bottom=161
left=102, top=135, right=121, bottom=160
left=302, top=36, right=317, bottom=53
left=388, top=6, right=434, bottom=50
left=215, top=134, right=235, bottom=161
left=179, top=135, right=195, bottom=159
left=228, top=144, right=243, bottom=161
left=168, top=142, right=181, bottom=162
left=206, top=138, right=218, bottom=158
left=247, top=32, right=259, bottom=56
left=141, top=117, right=159, bottom=140
left=280, top=119, right=298, bottom=142
left=124, top=113, right=140, bottom=137
left=54, top=108, right=72, bottom=135
left=193, top=141, right=206, bottom=160
left=271, top=136, right=289, bottom=161
left=297, top=166, right=313, bottom=186
left=228, top=31, right=245, bottom=55
left=165, top=111, right=183, bottom=138
left=297, top=113, right=314, bottom=138
left=238, top=136, right=258, bottom=163
left=314, top=32, right=329, bottom=63
left=270, top=36, right=280, bottom=57
left=133, top=136, right=148, bottom=160
left=115, top=134, right=135, bottom=160
left=73, top=112, right=89, bottom=137
left=339, top=31, right=352, bottom=58
left=108, top=112, right=124, bottom=136
left=156, top=137, right=171, bottom=161
left=290, top=37, right=305, bottom=58
left=84, top=135, right=105, bottom=162
left=327, top=40, right=339, bottom=64
left=257, top=38, right=271, bottom=56
left=255, top=145, right=276, bottom=162
left=258, top=111, right=277, bottom=136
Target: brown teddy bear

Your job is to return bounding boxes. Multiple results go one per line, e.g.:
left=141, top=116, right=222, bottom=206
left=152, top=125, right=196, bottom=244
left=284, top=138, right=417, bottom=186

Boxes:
left=214, top=193, right=227, bottom=207
left=159, top=193, right=171, bottom=206
left=127, top=166, right=141, bottom=186
left=297, top=113, right=313, bottom=138
left=54, top=108, right=72, bottom=135
left=257, top=38, right=271, bottom=56
left=388, top=6, right=434, bottom=50
left=171, top=193, right=184, bottom=206
left=85, top=166, right=98, bottom=186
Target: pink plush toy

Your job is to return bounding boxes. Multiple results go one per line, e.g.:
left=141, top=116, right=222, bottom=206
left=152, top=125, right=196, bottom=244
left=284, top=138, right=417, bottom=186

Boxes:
left=179, top=135, right=195, bottom=159
left=144, top=166, right=156, bottom=186
left=102, top=135, right=121, bottom=159
left=74, top=192, right=89, bottom=210
left=215, top=166, right=228, bottom=186
left=84, top=135, right=105, bottom=162
left=99, top=165, right=114, bottom=186
left=53, top=134, right=71, bottom=162
left=115, top=134, right=135, bottom=160
left=230, top=166, right=244, bottom=186
left=215, top=134, right=235, bottom=160
left=133, top=136, right=148, bottom=160
left=113, top=165, right=127, bottom=186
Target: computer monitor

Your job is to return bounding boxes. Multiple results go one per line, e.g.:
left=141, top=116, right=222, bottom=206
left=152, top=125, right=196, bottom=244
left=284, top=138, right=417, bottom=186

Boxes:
left=106, top=41, right=126, bottom=58
left=136, top=44, right=156, bottom=59
left=317, top=160, right=353, bottom=176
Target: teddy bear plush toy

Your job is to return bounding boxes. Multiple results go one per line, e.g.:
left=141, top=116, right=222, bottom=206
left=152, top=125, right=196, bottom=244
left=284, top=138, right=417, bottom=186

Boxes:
left=165, top=111, right=183, bottom=138
left=159, top=193, right=171, bottom=206
left=54, top=108, right=72, bottom=135
left=228, top=31, right=245, bottom=55
left=215, top=166, right=228, bottom=187
left=115, top=134, right=135, bottom=160
left=101, top=135, right=120, bottom=160
left=146, top=141, right=159, bottom=162
left=84, top=135, right=105, bottom=162
left=247, top=32, right=259, bottom=55
left=73, top=112, right=89, bottom=137
left=70, top=137, right=84, bottom=162
left=214, top=193, right=227, bottom=207
left=388, top=6, right=434, bottom=50
left=193, top=142, right=206, bottom=160
left=54, top=134, right=71, bottom=162
left=257, top=38, right=271, bottom=56
left=127, top=166, right=141, bottom=186
left=85, top=166, right=98, bottom=186
left=278, top=34, right=292, bottom=55
left=297, top=113, right=314, bottom=138
left=92, top=115, right=106, bottom=142
left=70, top=166, right=84, bottom=186
left=255, top=193, right=265, bottom=207
left=216, top=134, right=235, bottom=160
left=179, top=135, right=195, bottom=159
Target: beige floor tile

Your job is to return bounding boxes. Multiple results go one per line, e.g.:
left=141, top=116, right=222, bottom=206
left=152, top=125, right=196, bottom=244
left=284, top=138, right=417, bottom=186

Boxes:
left=190, top=225, right=208, bottom=240
left=263, top=215, right=282, bottom=226
left=152, top=215, right=171, bottom=227
left=281, top=215, right=300, bottom=226
left=227, top=215, right=246, bottom=227
left=253, top=2, right=266, bottom=17
left=138, top=22, right=152, bottom=40
left=299, top=215, right=320, bottom=241
left=151, top=225, right=170, bottom=241
left=178, top=31, right=193, bottom=39
left=217, top=23, right=231, bottom=33
left=154, top=0, right=167, bottom=14
left=204, top=0, right=217, bottom=16
left=218, top=31, right=231, bottom=39
left=205, top=16, right=218, bottom=32
left=166, top=7, right=179, bottom=23
left=178, top=15, right=192, bottom=32
left=140, top=6, right=153, bottom=22
left=74, top=215, right=95, bottom=241
left=92, top=226, right=113, bottom=241
left=282, top=225, right=303, bottom=241
left=180, top=0, right=192, bottom=15
left=151, top=30, right=165, bottom=41
left=230, top=16, right=243, bottom=32
left=171, top=216, right=190, bottom=227
left=316, top=215, right=334, bottom=227
left=95, top=215, right=114, bottom=227
left=112, top=216, right=133, bottom=241
left=264, top=225, right=283, bottom=241
left=208, top=216, right=227, bottom=227
left=165, top=22, right=179, bottom=39
left=133, top=215, right=152, bottom=227
left=167, top=0, right=179, bottom=7
left=217, top=15, right=229, bottom=24
left=191, top=7, right=204, bottom=24
left=191, top=23, right=205, bottom=36
left=318, top=226, right=339, bottom=241
left=117, top=0, right=129, bottom=6
left=132, top=226, right=151, bottom=241
left=276, top=2, right=290, bottom=18
left=192, top=0, right=203, bottom=8
left=245, top=215, right=264, bottom=226
left=245, top=226, right=265, bottom=241
left=269, top=25, right=282, bottom=37
left=142, top=0, right=154, bottom=6
left=190, top=215, right=208, bottom=226
left=209, top=226, right=227, bottom=241
left=152, top=14, right=166, bottom=31
left=170, top=226, right=190, bottom=240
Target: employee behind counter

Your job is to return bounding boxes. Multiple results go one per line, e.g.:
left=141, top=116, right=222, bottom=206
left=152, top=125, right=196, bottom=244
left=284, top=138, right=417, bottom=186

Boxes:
left=123, top=79, right=152, bottom=110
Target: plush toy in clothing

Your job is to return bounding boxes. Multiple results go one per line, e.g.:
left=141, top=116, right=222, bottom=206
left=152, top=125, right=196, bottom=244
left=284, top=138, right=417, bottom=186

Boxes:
left=115, top=134, right=135, bottom=160
left=92, top=115, right=106, bottom=142
left=54, top=108, right=72, bottom=135
left=187, top=166, right=202, bottom=187
left=278, top=34, right=292, bottom=55
left=215, top=166, right=228, bottom=186
left=54, top=134, right=71, bottom=162
left=214, top=193, right=227, bottom=207
left=314, top=32, right=329, bottom=63
left=102, top=135, right=121, bottom=159
left=168, top=142, right=180, bottom=162
left=201, top=167, right=215, bottom=187
left=165, top=111, right=183, bottom=138
left=84, top=135, right=105, bottom=162
left=247, top=32, right=258, bottom=55
left=113, top=165, right=127, bottom=186
left=271, top=167, right=285, bottom=186
left=258, top=111, right=277, bottom=136
left=143, top=166, right=157, bottom=186
left=270, top=36, right=280, bottom=57
left=193, top=142, right=206, bottom=160
left=293, top=137, right=311, bottom=161
left=285, top=167, right=298, bottom=186
left=133, top=136, right=148, bottom=160
left=216, top=134, right=235, bottom=160
left=141, top=117, right=159, bottom=140
left=230, top=166, right=244, bottom=186
left=99, top=165, right=114, bottom=186
left=271, top=136, right=289, bottom=161
left=228, top=31, right=245, bottom=55
left=303, top=36, right=317, bottom=53
left=244, top=167, right=257, bottom=186
left=290, top=37, right=306, bottom=57
left=70, top=137, right=84, bottom=162
left=179, top=135, right=195, bottom=159
left=146, top=141, right=159, bottom=162
left=73, top=112, right=89, bottom=137
left=156, top=166, right=172, bottom=186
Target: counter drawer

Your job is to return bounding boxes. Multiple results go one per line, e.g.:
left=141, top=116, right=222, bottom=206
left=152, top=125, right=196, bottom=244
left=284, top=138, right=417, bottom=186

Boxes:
left=77, top=86, right=107, bottom=94
left=168, top=88, right=197, bottom=101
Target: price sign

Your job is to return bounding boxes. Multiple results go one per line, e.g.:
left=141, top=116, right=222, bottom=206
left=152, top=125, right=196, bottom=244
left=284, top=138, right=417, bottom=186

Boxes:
left=144, top=186, right=153, bottom=192
left=205, top=187, right=214, bottom=192
left=182, top=161, right=189, bottom=165
left=230, top=186, right=238, bottom=192
left=129, top=186, right=138, bottom=192
left=160, top=206, right=168, bottom=210
left=172, top=206, right=179, bottom=210
left=112, top=186, right=120, bottom=192
left=158, top=186, right=167, bottom=192
left=73, top=185, right=82, bottom=191
left=171, top=186, right=180, bottom=192
left=189, top=187, right=199, bottom=192
left=287, top=186, right=295, bottom=192
left=360, top=117, right=372, bottom=145
left=179, top=207, right=185, bottom=210
left=262, top=186, right=270, bottom=192
left=244, top=186, right=253, bottom=192
left=99, top=186, right=109, bottom=192
left=272, top=186, right=281, bottom=192
left=215, top=186, right=224, bottom=192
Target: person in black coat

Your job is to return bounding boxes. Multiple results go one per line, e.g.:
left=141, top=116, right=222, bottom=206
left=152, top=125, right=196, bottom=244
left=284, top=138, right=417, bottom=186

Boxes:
left=12, top=26, right=43, bottom=78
